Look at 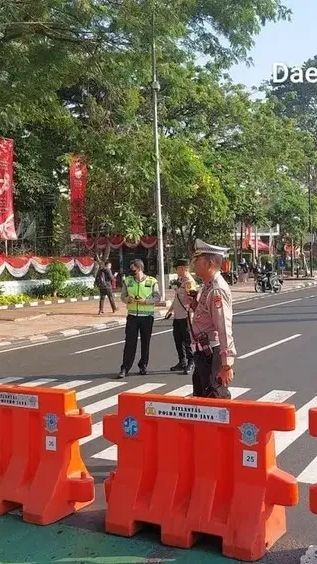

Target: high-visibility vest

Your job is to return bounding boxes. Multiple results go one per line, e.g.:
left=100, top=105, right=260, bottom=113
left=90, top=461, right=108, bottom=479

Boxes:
left=125, top=275, right=157, bottom=316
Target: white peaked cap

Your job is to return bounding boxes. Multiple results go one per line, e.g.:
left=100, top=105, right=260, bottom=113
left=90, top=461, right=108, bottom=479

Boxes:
left=193, top=239, right=230, bottom=258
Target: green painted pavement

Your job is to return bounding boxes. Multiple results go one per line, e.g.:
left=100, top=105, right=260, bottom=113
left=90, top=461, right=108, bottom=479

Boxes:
left=0, top=515, right=239, bottom=564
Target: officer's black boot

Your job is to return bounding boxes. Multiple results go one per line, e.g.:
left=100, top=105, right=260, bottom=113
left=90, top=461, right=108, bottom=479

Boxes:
left=183, top=361, right=194, bottom=375
left=170, top=362, right=185, bottom=372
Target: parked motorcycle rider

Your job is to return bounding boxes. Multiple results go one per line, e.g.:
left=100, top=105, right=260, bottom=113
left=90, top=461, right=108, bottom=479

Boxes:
left=263, top=260, right=273, bottom=291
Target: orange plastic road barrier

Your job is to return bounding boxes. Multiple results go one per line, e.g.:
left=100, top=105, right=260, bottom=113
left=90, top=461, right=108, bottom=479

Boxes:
left=104, top=393, right=298, bottom=562
left=0, top=385, right=94, bottom=525
left=309, top=408, right=317, bottom=513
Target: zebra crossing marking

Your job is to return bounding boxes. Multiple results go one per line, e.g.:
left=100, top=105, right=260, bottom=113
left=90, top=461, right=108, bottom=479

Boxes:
left=257, top=390, right=296, bottom=403
left=19, top=378, right=58, bottom=387
left=54, top=380, right=92, bottom=389
left=297, top=455, right=317, bottom=484
left=0, top=377, right=24, bottom=384
left=76, top=381, right=126, bottom=401
left=275, top=396, right=317, bottom=455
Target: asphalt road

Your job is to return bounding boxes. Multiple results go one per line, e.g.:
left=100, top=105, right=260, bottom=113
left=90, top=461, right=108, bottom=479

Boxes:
left=1, top=285, right=317, bottom=563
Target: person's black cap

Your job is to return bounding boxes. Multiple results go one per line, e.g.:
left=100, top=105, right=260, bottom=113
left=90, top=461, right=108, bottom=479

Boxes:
left=174, top=258, right=189, bottom=267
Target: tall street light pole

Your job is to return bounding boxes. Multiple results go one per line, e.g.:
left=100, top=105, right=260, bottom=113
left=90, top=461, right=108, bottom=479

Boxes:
left=308, top=165, right=313, bottom=277
left=152, top=6, right=165, bottom=301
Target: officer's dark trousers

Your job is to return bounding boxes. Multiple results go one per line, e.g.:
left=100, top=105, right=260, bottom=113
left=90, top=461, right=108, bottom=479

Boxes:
left=192, top=347, right=223, bottom=397
left=173, top=318, right=193, bottom=366
left=99, top=287, right=116, bottom=313
left=121, top=314, right=154, bottom=373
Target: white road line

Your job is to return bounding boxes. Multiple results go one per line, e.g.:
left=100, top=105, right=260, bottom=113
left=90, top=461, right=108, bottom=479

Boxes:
left=165, top=385, right=193, bottom=397
left=18, top=378, right=58, bottom=387
left=92, top=385, right=251, bottom=460
left=76, top=381, right=126, bottom=401
left=0, top=377, right=24, bottom=384
left=94, top=444, right=117, bottom=461
left=297, top=454, right=317, bottom=484
left=80, top=383, right=166, bottom=444
left=230, top=387, right=251, bottom=399
left=257, top=390, right=296, bottom=403
left=84, top=382, right=165, bottom=415
left=72, top=329, right=173, bottom=355
left=275, top=397, right=317, bottom=456
left=234, top=298, right=302, bottom=316
left=238, top=334, right=301, bottom=360
left=54, top=380, right=92, bottom=389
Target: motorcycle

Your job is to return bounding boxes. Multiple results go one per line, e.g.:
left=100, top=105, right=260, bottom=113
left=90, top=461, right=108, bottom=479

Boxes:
left=222, top=271, right=238, bottom=285
left=255, top=272, right=283, bottom=293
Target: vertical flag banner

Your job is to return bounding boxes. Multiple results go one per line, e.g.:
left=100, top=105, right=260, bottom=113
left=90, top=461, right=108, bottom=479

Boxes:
left=69, top=155, right=88, bottom=242
left=245, top=224, right=252, bottom=248
left=0, top=138, right=17, bottom=240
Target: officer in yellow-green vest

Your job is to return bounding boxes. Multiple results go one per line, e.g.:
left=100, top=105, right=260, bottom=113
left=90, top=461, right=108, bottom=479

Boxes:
left=118, top=259, right=161, bottom=378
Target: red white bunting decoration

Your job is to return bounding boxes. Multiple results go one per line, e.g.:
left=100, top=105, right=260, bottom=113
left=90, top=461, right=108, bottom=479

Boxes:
left=69, top=155, right=88, bottom=242
left=0, top=138, right=17, bottom=240
left=85, top=235, right=157, bottom=250
left=0, top=256, right=95, bottom=278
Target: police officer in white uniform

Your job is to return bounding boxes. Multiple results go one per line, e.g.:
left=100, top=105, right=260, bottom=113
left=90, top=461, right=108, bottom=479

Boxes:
left=165, top=258, right=197, bottom=374
left=190, top=239, right=236, bottom=398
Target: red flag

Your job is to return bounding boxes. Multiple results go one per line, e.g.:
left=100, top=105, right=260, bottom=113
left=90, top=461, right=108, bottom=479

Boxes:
left=0, top=138, right=17, bottom=240
left=69, top=155, right=88, bottom=242
left=245, top=225, right=252, bottom=247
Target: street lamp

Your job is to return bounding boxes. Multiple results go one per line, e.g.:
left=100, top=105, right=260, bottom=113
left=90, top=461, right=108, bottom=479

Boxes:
left=151, top=5, right=165, bottom=301
left=308, top=165, right=313, bottom=277
left=254, top=188, right=261, bottom=261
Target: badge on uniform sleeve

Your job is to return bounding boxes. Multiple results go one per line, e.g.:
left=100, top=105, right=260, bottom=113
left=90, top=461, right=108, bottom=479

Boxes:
left=239, top=423, right=259, bottom=446
left=213, top=295, right=222, bottom=309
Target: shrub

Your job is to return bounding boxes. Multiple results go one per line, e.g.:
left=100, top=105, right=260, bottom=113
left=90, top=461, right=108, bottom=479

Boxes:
left=57, top=283, right=98, bottom=298
left=26, top=284, right=51, bottom=299
left=26, top=282, right=98, bottom=299
left=46, top=261, right=70, bottom=297
left=0, top=294, right=31, bottom=305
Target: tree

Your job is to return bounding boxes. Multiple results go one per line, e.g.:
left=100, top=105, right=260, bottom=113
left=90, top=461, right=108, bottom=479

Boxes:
left=267, top=177, right=309, bottom=245
left=269, top=55, right=317, bottom=141
left=0, top=0, right=295, bottom=249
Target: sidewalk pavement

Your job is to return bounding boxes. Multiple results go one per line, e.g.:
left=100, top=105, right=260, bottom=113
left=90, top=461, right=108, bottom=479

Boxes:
left=0, top=278, right=316, bottom=348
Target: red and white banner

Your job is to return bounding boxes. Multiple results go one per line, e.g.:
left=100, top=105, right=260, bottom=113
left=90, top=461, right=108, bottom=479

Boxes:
left=0, top=138, right=17, bottom=240
left=244, top=225, right=252, bottom=248
left=85, top=235, right=157, bottom=250
left=0, top=256, right=95, bottom=278
left=69, top=155, right=88, bottom=242
left=284, top=244, right=300, bottom=258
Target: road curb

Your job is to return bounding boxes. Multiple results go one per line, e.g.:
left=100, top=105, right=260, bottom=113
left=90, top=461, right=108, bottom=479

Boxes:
left=0, top=309, right=168, bottom=349
left=0, top=294, right=101, bottom=311
left=0, top=294, right=169, bottom=311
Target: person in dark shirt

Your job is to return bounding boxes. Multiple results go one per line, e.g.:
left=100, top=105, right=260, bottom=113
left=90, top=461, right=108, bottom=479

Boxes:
left=95, top=260, right=117, bottom=314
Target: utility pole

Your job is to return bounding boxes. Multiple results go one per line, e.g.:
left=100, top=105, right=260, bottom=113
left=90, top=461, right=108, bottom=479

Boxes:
left=308, top=165, right=313, bottom=277
left=254, top=225, right=258, bottom=261
left=152, top=5, right=165, bottom=300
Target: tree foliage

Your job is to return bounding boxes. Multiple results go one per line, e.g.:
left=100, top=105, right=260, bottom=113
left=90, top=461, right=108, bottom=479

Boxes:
left=0, top=0, right=310, bottom=254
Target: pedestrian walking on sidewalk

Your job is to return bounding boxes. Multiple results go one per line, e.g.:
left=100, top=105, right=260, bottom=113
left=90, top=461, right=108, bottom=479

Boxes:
left=95, top=261, right=118, bottom=315
left=165, top=258, right=197, bottom=375
left=118, top=259, right=161, bottom=378
left=190, top=239, right=236, bottom=398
